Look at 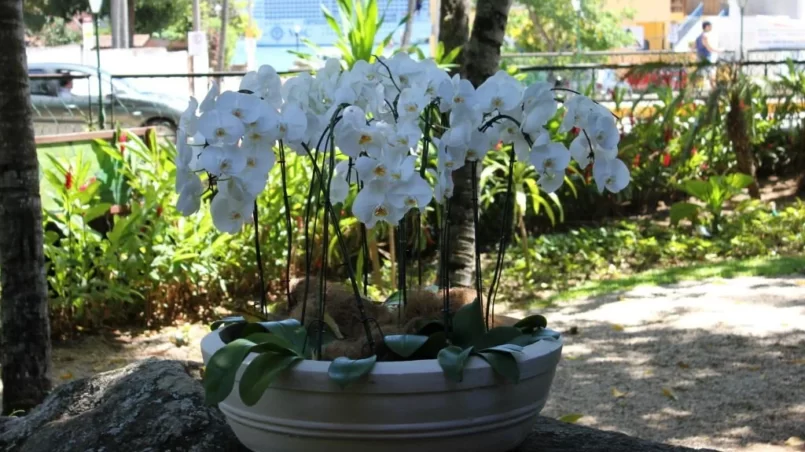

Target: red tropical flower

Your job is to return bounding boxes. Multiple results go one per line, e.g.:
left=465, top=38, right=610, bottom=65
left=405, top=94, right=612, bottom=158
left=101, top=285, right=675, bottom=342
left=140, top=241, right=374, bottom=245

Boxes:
left=78, top=176, right=96, bottom=192
left=662, top=153, right=672, bottom=167
left=632, top=154, right=641, bottom=168
left=64, top=171, right=73, bottom=190
left=156, top=205, right=164, bottom=217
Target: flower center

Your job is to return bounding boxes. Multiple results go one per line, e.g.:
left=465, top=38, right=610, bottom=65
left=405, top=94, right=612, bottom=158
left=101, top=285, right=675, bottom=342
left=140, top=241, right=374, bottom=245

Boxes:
left=249, top=132, right=262, bottom=141
left=405, top=104, right=417, bottom=113
left=454, top=96, right=464, bottom=104
left=231, top=212, right=242, bottom=220
left=544, top=159, right=554, bottom=170
left=215, top=128, right=226, bottom=138
left=405, top=196, right=417, bottom=207
left=467, top=150, right=477, bottom=159
left=445, top=161, right=454, bottom=169
left=232, top=109, right=242, bottom=118
left=220, top=161, right=230, bottom=171
left=359, top=134, right=373, bottom=145
left=492, top=97, right=503, bottom=108
left=400, top=75, right=409, bottom=85
left=246, top=157, right=256, bottom=168
left=373, top=165, right=387, bottom=177
left=373, top=205, right=388, bottom=217
left=279, top=124, right=287, bottom=134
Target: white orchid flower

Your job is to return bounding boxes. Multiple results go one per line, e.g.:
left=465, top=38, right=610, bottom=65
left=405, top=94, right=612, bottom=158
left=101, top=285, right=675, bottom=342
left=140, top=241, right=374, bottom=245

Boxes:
left=334, top=121, right=386, bottom=158
left=429, top=168, right=454, bottom=204
left=587, top=111, right=620, bottom=154
left=355, top=150, right=416, bottom=184
left=476, top=70, right=524, bottom=114
left=276, top=103, right=308, bottom=143
left=199, top=80, right=219, bottom=113
left=240, top=64, right=283, bottom=108
left=352, top=180, right=406, bottom=228
left=179, top=97, right=199, bottom=135
left=215, top=91, right=263, bottom=124
left=198, top=145, right=247, bottom=178
left=521, top=82, right=558, bottom=135
left=210, top=191, right=253, bottom=233
left=242, top=103, right=280, bottom=151
left=530, top=142, right=571, bottom=193
left=197, top=110, right=245, bottom=146
left=175, top=166, right=204, bottom=216
left=329, top=160, right=358, bottom=205
left=388, top=174, right=433, bottom=212
left=398, top=85, right=429, bottom=121
left=593, top=158, right=630, bottom=194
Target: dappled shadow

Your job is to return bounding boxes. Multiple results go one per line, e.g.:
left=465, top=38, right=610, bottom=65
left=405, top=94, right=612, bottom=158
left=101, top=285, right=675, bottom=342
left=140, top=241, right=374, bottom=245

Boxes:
left=536, top=276, right=805, bottom=451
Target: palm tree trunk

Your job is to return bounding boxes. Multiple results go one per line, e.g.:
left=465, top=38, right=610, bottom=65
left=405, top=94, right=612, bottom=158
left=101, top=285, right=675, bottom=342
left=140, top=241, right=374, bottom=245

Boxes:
left=217, top=0, right=229, bottom=72
left=436, top=0, right=471, bottom=287
left=0, top=0, right=52, bottom=414
left=727, top=90, right=761, bottom=199
left=438, top=0, right=470, bottom=69
left=443, top=0, right=512, bottom=288
left=400, top=0, right=418, bottom=48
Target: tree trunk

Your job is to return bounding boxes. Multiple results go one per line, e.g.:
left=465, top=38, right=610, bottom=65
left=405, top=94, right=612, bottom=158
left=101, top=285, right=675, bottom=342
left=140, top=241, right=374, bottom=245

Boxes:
left=436, top=0, right=472, bottom=287
left=727, top=90, right=761, bottom=199
left=439, top=0, right=470, bottom=71
left=217, top=0, right=229, bottom=72
left=0, top=0, right=53, bottom=415
left=400, top=0, right=418, bottom=48
left=443, top=0, right=512, bottom=288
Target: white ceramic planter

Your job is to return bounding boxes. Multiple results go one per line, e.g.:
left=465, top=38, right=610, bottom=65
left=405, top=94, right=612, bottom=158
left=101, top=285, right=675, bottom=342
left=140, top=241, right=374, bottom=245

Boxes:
left=201, top=329, right=562, bottom=452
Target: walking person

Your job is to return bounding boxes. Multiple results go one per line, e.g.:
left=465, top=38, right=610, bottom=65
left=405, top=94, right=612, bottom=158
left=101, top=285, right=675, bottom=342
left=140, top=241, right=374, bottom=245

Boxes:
left=694, top=21, right=720, bottom=89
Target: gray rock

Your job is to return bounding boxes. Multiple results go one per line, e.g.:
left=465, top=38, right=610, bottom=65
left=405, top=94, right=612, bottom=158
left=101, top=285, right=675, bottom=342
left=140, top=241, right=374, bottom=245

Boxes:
left=0, top=358, right=718, bottom=452
left=0, top=358, right=245, bottom=452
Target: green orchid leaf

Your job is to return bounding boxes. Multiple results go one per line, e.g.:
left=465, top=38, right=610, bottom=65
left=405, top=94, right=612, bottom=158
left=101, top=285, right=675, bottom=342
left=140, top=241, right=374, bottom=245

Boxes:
left=241, top=322, right=270, bottom=336
left=415, top=331, right=447, bottom=359
left=437, top=346, right=474, bottom=383
left=533, top=328, right=562, bottom=340
left=473, top=326, right=524, bottom=350
left=328, top=355, right=377, bottom=388
left=451, top=298, right=486, bottom=348
left=261, top=319, right=307, bottom=354
left=210, top=316, right=246, bottom=331
left=481, top=343, right=524, bottom=354
left=238, top=353, right=302, bottom=406
left=513, top=314, right=548, bottom=334
left=508, top=328, right=562, bottom=346
left=384, top=335, right=430, bottom=358
left=244, top=333, right=300, bottom=356
left=203, top=338, right=255, bottom=406
left=218, top=322, right=248, bottom=344
left=415, top=319, right=445, bottom=336
left=478, top=351, right=520, bottom=383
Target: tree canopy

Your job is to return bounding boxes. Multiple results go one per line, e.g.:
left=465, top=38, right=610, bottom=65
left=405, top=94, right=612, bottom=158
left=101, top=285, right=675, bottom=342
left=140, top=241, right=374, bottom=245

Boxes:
left=507, top=0, right=634, bottom=53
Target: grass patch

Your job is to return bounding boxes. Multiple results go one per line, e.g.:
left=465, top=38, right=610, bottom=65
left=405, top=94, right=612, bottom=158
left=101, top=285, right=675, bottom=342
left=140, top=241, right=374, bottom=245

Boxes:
left=537, top=255, right=805, bottom=307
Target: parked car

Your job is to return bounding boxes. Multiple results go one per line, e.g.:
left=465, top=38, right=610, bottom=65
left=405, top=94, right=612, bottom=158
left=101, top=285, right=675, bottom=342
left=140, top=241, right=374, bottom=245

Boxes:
left=28, top=62, right=187, bottom=137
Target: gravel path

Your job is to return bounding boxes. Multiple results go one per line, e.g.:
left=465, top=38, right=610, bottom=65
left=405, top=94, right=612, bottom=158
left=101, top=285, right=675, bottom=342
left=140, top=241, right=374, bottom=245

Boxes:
left=3, top=276, right=803, bottom=452
left=511, top=276, right=805, bottom=452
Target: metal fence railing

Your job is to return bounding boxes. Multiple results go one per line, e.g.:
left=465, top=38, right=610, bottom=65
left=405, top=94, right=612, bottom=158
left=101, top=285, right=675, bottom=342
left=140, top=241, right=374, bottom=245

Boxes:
left=29, top=59, right=805, bottom=139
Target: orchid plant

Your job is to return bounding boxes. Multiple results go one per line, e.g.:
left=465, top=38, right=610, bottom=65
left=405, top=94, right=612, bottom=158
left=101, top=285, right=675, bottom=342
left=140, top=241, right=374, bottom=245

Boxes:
left=177, top=53, right=630, bottom=404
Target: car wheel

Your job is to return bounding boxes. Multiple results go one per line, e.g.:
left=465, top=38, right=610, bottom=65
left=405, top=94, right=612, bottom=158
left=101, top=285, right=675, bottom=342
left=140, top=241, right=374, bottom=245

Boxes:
left=145, top=119, right=177, bottom=143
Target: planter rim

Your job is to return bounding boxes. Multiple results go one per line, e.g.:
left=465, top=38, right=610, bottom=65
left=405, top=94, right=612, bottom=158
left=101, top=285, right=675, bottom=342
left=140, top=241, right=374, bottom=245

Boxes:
left=201, top=327, right=563, bottom=394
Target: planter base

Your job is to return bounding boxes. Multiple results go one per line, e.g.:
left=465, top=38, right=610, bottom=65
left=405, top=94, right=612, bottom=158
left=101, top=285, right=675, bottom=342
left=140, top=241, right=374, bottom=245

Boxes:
left=202, top=329, right=562, bottom=452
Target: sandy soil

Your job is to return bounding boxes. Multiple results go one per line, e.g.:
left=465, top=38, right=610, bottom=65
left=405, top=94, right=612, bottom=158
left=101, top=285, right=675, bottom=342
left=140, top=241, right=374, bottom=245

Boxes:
left=508, top=276, right=805, bottom=452
left=2, top=275, right=803, bottom=452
